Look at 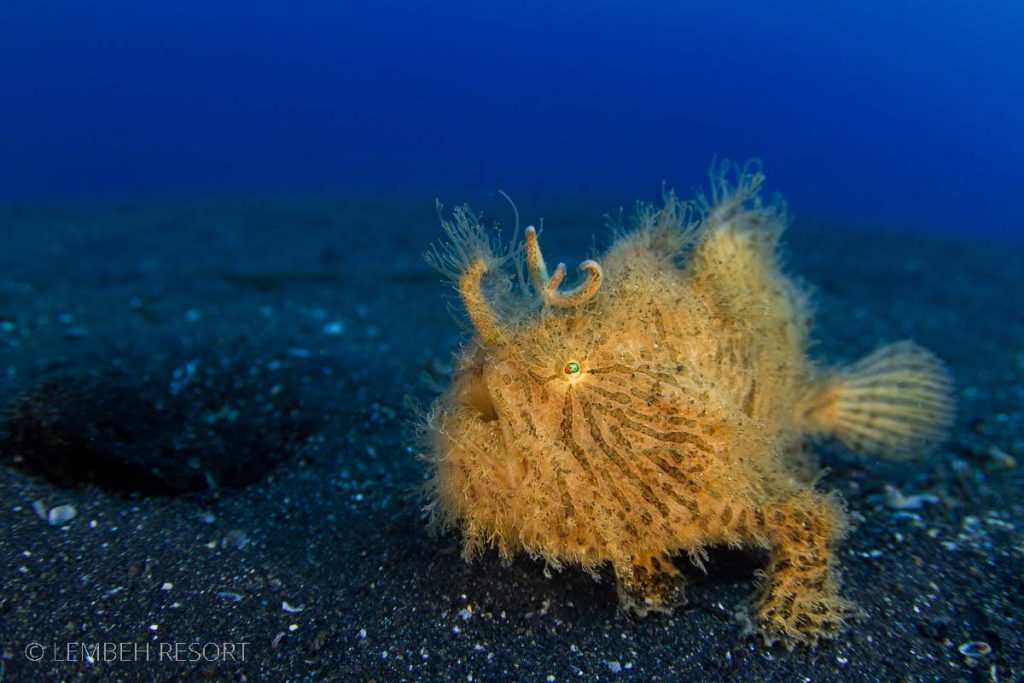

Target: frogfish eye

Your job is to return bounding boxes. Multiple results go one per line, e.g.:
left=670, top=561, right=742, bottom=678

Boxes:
left=564, top=361, right=581, bottom=375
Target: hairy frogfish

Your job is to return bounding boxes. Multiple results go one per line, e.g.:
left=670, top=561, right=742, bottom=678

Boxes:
left=420, top=161, right=954, bottom=646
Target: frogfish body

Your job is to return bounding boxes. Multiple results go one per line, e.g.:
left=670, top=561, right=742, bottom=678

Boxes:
left=420, top=162, right=953, bottom=646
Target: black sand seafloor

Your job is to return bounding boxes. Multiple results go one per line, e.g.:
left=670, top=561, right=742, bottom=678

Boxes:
left=0, top=196, right=1020, bottom=683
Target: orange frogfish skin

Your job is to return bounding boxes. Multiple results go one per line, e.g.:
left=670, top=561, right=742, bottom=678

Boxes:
left=420, top=161, right=954, bottom=646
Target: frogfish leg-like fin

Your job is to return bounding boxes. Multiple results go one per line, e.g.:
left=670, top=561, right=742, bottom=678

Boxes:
left=748, top=491, right=859, bottom=647
left=614, top=553, right=687, bottom=617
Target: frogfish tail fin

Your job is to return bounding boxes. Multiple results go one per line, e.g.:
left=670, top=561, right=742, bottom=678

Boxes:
left=796, top=342, right=954, bottom=459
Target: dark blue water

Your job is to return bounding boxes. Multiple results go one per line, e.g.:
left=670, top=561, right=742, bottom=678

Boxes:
left=3, top=0, right=1022, bottom=238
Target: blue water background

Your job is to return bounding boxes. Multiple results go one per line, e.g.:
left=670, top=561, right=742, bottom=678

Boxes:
left=2, top=0, right=1022, bottom=239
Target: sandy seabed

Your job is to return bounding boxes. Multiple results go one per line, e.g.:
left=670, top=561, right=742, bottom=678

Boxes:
left=0, top=197, right=1020, bottom=682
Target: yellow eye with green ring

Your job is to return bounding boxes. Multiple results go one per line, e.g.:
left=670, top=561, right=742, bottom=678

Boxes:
left=564, top=361, right=580, bottom=375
